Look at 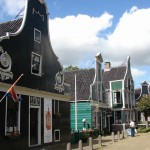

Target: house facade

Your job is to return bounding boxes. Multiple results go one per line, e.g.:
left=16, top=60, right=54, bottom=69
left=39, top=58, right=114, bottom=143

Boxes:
left=135, top=81, right=150, bottom=123
left=0, top=0, right=70, bottom=149
left=103, top=56, right=136, bottom=131
left=65, top=53, right=110, bottom=133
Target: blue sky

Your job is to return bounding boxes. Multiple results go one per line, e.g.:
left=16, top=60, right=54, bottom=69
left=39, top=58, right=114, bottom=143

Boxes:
left=1, top=0, right=150, bottom=88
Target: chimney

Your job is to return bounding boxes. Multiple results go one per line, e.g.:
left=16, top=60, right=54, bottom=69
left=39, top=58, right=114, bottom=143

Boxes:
left=104, top=62, right=111, bottom=71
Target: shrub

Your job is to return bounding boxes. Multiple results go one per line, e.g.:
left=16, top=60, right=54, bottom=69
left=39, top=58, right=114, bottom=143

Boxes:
left=81, top=131, right=89, bottom=143
left=137, top=127, right=150, bottom=133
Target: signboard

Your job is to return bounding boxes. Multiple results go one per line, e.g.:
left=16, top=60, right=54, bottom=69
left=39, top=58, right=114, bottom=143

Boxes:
left=30, top=96, right=40, bottom=106
left=44, top=99, right=52, bottom=143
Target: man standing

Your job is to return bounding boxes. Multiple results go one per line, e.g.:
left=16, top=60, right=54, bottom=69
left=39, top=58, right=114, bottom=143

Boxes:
left=130, top=120, right=135, bottom=137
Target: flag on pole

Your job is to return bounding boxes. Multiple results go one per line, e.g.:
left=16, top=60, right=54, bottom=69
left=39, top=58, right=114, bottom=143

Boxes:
left=6, top=87, right=21, bottom=102
left=0, top=74, right=24, bottom=103
left=9, top=87, right=19, bottom=102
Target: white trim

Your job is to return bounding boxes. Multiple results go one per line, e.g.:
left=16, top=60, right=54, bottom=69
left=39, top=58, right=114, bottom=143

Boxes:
left=0, top=0, right=28, bottom=42
left=5, top=96, right=21, bottom=135
left=34, top=28, right=41, bottom=43
left=5, top=97, right=7, bottom=135
left=0, top=82, right=70, bottom=102
left=31, top=52, right=42, bottom=76
left=54, top=100, right=60, bottom=114
left=29, top=96, right=41, bottom=147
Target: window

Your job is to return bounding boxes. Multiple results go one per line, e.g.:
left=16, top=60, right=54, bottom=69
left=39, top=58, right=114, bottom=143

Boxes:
left=54, top=100, right=59, bottom=114
left=34, top=28, right=41, bottom=43
left=31, top=52, right=42, bottom=76
left=113, top=91, right=121, bottom=104
left=54, top=129, right=60, bottom=142
left=115, top=111, right=121, bottom=124
left=5, top=97, right=20, bottom=136
left=128, top=79, right=131, bottom=91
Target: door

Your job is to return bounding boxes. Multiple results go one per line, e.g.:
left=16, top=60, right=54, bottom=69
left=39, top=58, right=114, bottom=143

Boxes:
left=30, top=108, right=38, bottom=145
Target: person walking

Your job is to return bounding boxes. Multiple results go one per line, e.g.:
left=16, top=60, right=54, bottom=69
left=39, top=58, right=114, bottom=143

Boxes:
left=130, top=120, right=135, bottom=137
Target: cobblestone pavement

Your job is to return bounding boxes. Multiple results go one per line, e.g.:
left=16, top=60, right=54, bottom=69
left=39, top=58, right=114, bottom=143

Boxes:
left=33, top=133, right=150, bottom=150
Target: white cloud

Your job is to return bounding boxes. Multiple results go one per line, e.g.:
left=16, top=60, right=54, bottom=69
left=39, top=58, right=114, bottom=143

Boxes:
left=131, top=68, right=146, bottom=78
left=0, top=0, right=25, bottom=20
left=49, top=13, right=113, bottom=66
left=106, top=7, right=150, bottom=66
left=49, top=7, right=150, bottom=68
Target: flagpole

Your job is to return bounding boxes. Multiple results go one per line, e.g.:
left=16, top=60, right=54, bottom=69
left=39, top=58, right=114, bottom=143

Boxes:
left=75, top=73, right=77, bottom=131
left=0, top=73, right=24, bottom=103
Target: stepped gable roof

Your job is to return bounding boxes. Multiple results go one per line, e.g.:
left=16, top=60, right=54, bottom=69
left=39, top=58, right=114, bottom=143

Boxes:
left=103, top=66, right=126, bottom=89
left=0, top=18, right=23, bottom=37
left=64, top=68, right=95, bottom=101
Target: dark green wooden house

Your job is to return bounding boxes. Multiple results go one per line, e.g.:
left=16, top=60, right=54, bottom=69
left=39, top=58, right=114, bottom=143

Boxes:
left=0, top=0, right=70, bottom=149
left=103, top=56, right=136, bottom=131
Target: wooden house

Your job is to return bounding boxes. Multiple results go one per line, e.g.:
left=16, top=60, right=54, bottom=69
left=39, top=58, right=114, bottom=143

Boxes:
left=64, top=53, right=110, bottom=133
left=135, top=81, right=150, bottom=123
left=103, top=56, right=136, bottom=131
left=0, top=0, right=70, bottom=149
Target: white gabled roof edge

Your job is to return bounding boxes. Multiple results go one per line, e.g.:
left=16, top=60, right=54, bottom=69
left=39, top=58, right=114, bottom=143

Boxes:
left=0, top=0, right=28, bottom=42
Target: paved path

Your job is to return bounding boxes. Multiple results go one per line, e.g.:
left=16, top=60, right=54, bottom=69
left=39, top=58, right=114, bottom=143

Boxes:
left=34, top=133, right=150, bottom=150
left=98, top=133, right=150, bottom=150
left=71, top=133, right=150, bottom=150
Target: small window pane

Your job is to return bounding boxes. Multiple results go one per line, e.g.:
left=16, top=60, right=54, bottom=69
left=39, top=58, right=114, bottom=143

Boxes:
left=54, top=130, right=60, bottom=141
left=31, top=52, right=42, bottom=76
left=34, top=29, right=41, bottom=43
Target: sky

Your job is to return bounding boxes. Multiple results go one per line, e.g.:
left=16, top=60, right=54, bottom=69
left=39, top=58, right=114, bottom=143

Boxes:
left=0, top=0, right=150, bottom=88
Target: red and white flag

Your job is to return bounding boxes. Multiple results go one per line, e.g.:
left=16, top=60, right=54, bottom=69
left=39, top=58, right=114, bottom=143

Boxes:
left=9, top=87, right=19, bottom=102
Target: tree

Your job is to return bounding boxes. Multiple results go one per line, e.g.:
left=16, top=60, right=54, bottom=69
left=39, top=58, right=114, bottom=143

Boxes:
left=64, top=65, right=79, bottom=71
left=138, top=95, right=150, bottom=128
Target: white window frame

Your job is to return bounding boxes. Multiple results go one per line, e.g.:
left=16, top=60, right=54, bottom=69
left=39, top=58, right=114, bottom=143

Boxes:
left=28, top=96, right=41, bottom=147
left=31, top=52, right=42, bottom=76
left=34, top=28, right=41, bottom=43
left=54, top=100, right=59, bottom=114
left=54, top=129, right=60, bottom=142
left=5, top=96, right=21, bottom=136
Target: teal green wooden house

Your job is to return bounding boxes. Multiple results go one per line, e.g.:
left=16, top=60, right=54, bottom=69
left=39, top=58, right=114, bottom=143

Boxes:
left=70, top=101, right=92, bottom=130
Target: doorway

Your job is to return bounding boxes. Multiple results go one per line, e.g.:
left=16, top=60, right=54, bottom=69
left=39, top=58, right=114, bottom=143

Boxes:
left=30, top=108, right=39, bottom=145
left=29, top=107, right=41, bottom=146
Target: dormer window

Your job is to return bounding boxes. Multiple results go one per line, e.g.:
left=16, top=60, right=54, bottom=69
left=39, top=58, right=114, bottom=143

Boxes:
left=31, top=52, right=42, bottom=76
left=34, top=28, right=41, bottom=43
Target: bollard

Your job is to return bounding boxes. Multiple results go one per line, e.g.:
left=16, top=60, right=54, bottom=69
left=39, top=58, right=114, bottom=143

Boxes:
left=78, top=140, right=83, bottom=150
left=98, top=135, right=102, bottom=148
left=124, top=130, right=127, bottom=138
left=117, top=131, right=120, bottom=140
left=67, top=143, right=71, bottom=150
left=121, top=130, right=124, bottom=139
left=89, top=137, right=93, bottom=150
left=123, top=130, right=127, bottom=138
left=112, top=132, right=115, bottom=143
